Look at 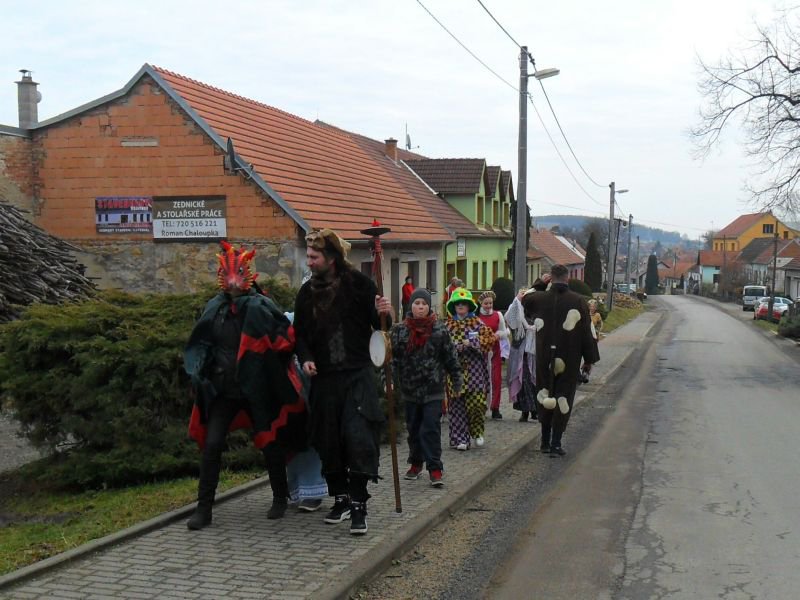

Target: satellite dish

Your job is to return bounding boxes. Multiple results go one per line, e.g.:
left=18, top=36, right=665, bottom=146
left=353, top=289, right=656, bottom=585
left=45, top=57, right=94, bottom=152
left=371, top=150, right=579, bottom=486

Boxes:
left=225, top=137, right=236, bottom=173
left=405, top=133, right=412, bottom=150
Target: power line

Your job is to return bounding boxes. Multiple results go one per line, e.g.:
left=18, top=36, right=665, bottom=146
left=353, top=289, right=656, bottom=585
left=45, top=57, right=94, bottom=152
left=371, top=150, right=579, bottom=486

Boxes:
left=415, top=0, right=517, bottom=92
left=475, top=0, right=521, bottom=48
left=534, top=75, right=606, bottom=188
left=472, top=0, right=608, bottom=190
left=527, top=94, right=605, bottom=207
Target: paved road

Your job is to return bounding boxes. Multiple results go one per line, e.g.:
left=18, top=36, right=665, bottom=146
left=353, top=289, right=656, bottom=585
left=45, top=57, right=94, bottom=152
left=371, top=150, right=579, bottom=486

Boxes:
left=486, top=295, right=800, bottom=599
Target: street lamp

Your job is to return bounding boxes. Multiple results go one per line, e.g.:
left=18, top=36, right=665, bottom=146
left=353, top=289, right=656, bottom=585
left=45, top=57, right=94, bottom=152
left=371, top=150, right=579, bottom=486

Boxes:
left=515, top=46, right=559, bottom=291
left=605, top=184, right=629, bottom=311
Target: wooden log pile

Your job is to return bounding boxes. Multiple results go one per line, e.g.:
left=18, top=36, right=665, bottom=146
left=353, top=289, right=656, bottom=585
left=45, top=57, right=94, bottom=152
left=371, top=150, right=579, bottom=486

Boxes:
left=0, top=199, right=96, bottom=322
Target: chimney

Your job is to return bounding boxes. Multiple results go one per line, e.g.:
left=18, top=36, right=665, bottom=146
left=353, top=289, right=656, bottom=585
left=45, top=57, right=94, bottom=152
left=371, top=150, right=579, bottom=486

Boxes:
left=384, top=138, right=398, bottom=162
left=16, top=69, right=40, bottom=129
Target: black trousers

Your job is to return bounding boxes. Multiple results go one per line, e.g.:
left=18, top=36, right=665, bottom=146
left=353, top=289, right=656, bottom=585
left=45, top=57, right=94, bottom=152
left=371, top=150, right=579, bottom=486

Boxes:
left=197, top=395, right=288, bottom=508
left=537, top=389, right=576, bottom=448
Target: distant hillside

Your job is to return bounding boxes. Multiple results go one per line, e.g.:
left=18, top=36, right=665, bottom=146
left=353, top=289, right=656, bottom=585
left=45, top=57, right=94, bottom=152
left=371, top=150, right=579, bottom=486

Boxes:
left=533, top=214, right=692, bottom=245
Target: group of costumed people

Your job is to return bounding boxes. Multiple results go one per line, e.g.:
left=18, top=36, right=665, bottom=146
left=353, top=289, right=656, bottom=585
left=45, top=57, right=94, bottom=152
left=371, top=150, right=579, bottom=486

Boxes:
left=184, top=229, right=391, bottom=536
left=183, top=229, right=600, bottom=536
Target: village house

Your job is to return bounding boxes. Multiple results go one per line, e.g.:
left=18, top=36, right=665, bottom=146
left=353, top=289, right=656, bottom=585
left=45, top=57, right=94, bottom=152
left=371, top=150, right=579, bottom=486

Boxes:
left=528, top=228, right=586, bottom=281
left=0, top=65, right=517, bottom=309
left=712, top=211, right=800, bottom=253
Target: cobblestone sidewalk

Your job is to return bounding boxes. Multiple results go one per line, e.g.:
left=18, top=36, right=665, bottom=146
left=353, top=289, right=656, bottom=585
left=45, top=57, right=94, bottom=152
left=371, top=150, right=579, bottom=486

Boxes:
left=0, top=312, right=660, bottom=600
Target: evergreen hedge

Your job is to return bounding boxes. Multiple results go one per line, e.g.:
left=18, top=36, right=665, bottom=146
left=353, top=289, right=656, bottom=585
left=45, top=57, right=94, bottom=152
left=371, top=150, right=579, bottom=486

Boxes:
left=0, top=278, right=296, bottom=490
left=568, top=278, right=593, bottom=298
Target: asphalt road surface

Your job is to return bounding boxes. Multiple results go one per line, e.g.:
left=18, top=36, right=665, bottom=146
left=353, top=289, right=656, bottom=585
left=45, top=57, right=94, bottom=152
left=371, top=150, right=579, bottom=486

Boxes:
left=486, top=295, right=800, bottom=599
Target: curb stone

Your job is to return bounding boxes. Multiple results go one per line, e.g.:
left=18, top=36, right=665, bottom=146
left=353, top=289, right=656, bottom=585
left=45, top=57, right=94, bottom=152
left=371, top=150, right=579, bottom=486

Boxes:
left=0, top=477, right=268, bottom=590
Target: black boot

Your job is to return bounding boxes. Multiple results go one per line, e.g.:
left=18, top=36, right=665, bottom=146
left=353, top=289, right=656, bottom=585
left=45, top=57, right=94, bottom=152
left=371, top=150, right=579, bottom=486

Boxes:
left=267, top=497, right=288, bottom=520
left=187, top=505, right=212, bottom=530
left=491, top=409, right=503, bottom=420
left=519, top=411, right=529, bottom=422
left=188, top=453, right=220, bottom=530
left=350, top=501, right=368, bottom=535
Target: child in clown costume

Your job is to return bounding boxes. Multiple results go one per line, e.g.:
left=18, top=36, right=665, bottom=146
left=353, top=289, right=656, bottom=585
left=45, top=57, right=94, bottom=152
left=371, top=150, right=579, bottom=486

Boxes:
left=444, top=288, right=495, bottom=449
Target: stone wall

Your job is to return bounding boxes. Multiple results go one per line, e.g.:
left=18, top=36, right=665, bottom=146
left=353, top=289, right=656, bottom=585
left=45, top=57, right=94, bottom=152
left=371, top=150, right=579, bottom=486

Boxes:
left=73, top=238, right=305, bottom=293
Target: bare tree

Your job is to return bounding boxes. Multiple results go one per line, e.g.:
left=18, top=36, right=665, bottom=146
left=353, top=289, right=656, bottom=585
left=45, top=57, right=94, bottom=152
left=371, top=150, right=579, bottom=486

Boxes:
left=692, top=9, right=800, bottom=212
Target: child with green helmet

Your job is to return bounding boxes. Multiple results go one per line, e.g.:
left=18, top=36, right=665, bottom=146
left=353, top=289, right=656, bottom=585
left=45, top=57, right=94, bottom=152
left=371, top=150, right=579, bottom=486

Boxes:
left=444, top=288, right=495, bottom=450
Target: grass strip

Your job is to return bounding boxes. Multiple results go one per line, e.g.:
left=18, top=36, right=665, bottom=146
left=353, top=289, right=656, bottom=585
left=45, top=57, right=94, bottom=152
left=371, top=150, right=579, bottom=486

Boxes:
left=0, top=469, right=261, bottom=575
left=603, top=304, right=645, bottom=334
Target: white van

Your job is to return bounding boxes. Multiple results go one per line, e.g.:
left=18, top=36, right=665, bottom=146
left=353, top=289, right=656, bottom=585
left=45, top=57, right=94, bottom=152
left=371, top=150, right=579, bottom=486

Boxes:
left=742, top=285, right=768, bottom=311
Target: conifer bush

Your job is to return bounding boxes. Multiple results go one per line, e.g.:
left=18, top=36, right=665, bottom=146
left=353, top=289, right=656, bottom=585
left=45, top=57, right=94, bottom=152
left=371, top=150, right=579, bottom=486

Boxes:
left=568, top=278, right=593, bottom=298
left=491, top=277, right=515, bottom=311
left=0, top=278, right=296, bottom=489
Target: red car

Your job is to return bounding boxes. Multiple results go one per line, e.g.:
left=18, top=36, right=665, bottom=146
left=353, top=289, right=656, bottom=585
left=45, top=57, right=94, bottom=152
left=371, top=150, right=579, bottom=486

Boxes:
left=754, top=297, right=794, bottom=322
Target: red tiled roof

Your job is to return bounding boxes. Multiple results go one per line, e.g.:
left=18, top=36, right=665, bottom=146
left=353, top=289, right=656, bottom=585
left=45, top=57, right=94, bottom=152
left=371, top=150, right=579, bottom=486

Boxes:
left=404, top=158, right=486, bottom=195
left=529, top=229, right=584, bottom=266
left=315, top=123, right=483, bottom=238
left=716, top=212, right=770, bottom=237
left=664, top=261, right=696, bottom=278
left=698, top=250, right=726, bottom=266
left=784, top=257, right=800, bottom=271
left=153, top=67, right=452, bottom=242
left=752, top=238, right=800, bottom=264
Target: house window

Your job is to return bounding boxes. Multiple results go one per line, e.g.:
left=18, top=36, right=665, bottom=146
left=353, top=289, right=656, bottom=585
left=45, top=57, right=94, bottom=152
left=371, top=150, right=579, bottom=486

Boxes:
left=361, top=261, right=373, bottom=276
left=481, top=261, right=488, bottom=289
left=493, top=201, right=499, bottom=226
left=476, top=196, right=484, bottom=224
left=784, top=231, right=789, bottom=239
left=492, top=260, right=499, bottom=283
left=503, top=204, right=510, bottom=228
left=730, top=243, right=735, bottom=251
left=763, top=223, right=774, bottom=234
left=426, top=259, right=437, bottom=291
left=472, top=262, right=479, bottom=288
left=503, top=260, right=509, bottom=277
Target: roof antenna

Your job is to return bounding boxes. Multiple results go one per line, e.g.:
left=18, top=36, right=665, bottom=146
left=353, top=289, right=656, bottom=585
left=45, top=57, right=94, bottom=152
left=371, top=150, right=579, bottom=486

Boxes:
left=405, top=123, right=419, bottom=151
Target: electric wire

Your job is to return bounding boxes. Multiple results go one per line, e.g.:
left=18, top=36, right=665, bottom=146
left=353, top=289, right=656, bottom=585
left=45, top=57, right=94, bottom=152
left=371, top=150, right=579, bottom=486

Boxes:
left=534, top=75, right=607, bottom=188
left=415, top=0, right=517, bottom=93
left=419, top=1, right=698, bottom=236
left=414, top=0, right=605, bottom=212
left=473, top=0, right=608, bottom=189
left=475, top=0, right=521, bottom=48
left=527, top=93, right=605, bottom=208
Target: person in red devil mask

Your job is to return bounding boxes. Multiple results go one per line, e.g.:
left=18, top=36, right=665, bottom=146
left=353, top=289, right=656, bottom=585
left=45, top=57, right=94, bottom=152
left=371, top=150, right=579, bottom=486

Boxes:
left=184, top=241, right=307, bottom=529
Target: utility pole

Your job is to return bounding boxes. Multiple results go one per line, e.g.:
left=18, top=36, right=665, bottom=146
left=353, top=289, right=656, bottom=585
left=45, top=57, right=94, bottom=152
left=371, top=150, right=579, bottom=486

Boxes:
left=721, top=234, right=727, bottom=298
left=635, top=235, right=640, bottom=290
left=625, top=214, right=633, bottom=285
left=768, top=218, right=779, bottom=318
left=605, top=182, right=616, bottom=310
left=513, top=46, right=529, bottom=292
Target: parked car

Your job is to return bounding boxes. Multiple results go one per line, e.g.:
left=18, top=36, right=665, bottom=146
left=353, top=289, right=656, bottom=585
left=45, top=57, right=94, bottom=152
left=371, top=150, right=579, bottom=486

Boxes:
left=754, top=296, right=794, bottom=322
left=742, top=284, right=769, bottom=311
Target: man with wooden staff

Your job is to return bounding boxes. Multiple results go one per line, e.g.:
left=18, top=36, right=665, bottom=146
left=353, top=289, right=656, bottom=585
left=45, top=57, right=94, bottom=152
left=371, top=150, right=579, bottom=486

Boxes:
left=293, top=228, right=393, bottom=535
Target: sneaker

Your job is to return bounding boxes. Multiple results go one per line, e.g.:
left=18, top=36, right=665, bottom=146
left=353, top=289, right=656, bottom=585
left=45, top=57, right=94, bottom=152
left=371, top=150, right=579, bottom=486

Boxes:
left=475, top=436, right=485, bottom=447
left=298, top=498, right=323, bottom=512
left=267, top=497, right=288, bottom=520
left=550, top=445, right=566, bottom=457
left=455, top=443, right=468, bottom=451
left=491, top=410, right=503, bottom=420
left=323, top=495, right=351, bottom=524
left=429, top=470, right=444, bottom=487
left=350, top=502, right=368, bottom=535
left=404, top=464, right=423, bottom=480
left=540, top=444, right=551, bottom=454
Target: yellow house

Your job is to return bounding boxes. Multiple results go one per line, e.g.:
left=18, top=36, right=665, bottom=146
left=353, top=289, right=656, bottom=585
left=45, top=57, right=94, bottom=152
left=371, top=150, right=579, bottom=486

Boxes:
left=712, top=212, right=800, bottom=252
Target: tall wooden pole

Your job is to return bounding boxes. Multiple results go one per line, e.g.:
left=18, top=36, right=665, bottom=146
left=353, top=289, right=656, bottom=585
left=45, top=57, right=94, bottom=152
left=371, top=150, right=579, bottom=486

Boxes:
left=361, top=220, right=402, bottom=513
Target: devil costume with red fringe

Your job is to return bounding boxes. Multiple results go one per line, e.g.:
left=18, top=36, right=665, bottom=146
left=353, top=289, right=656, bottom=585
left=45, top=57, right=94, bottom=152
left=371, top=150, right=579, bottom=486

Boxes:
left=183, top=242, right=307, bottom=529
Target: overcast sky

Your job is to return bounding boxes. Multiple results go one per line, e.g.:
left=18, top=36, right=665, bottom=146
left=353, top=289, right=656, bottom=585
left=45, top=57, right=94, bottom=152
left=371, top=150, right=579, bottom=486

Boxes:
left=0, top=1, right=786, bottom=238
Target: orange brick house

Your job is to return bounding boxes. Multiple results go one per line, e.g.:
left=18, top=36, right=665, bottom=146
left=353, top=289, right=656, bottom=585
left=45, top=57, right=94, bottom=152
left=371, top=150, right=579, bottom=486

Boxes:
left=0, top=65, right=467, bottom=302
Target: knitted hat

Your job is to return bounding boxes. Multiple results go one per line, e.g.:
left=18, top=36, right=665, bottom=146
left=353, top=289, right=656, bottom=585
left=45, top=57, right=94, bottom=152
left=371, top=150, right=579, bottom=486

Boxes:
left=446, top=287, right=477, bottom=315
left=478, top=290, right=496, bottom=303
left=409, top=288, right=432, bottom=307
